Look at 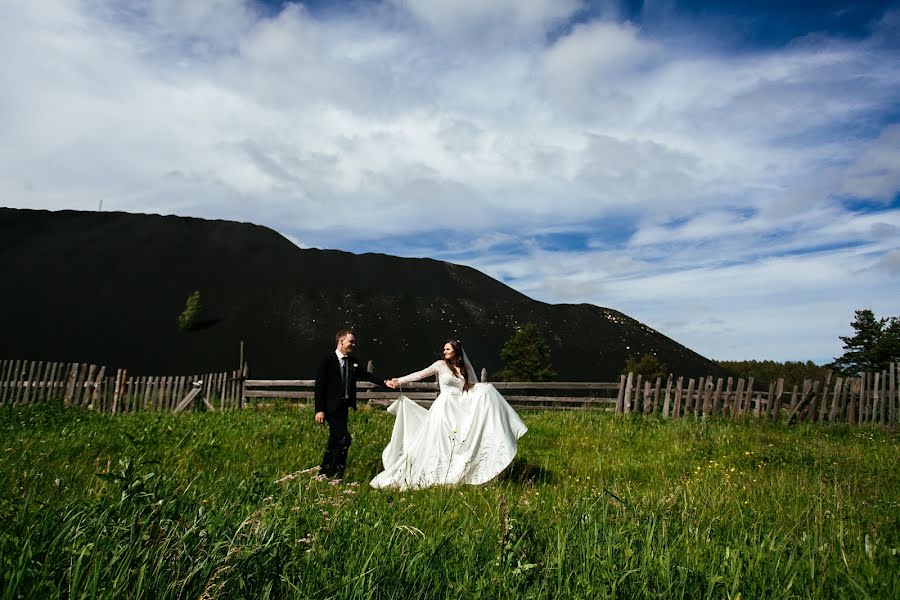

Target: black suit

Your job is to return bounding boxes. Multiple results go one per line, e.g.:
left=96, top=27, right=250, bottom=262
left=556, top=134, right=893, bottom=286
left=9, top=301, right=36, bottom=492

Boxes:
left=314, top=353, right=384, bottom=478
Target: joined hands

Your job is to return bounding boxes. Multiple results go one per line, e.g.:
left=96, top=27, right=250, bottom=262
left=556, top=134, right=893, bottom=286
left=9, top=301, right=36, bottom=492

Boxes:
left=385, top=378, right=400, bottom=389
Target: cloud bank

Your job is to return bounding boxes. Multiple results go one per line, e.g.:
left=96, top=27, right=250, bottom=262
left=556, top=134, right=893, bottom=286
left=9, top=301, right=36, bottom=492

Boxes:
left=2, top=0, right=898, bottom=363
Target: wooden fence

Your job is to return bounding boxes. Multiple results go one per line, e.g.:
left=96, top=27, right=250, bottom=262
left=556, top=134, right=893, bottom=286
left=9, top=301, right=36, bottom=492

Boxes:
left=242, top=379, right=623, bottom=411
left=0, top=359, right=246, bottom=414
left=243, top=363, right=898, bottom=427
left=2, top=356, right=896, bottom=427
left=614, top=364, right=898, bottom=426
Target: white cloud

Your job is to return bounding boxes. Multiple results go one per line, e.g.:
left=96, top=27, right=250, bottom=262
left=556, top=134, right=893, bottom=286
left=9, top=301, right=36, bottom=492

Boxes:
left=389, top=0, right=582, bottom=41
left=1, top=1, right=898, bottom=362
left=841, top=124, right=900, bottom=201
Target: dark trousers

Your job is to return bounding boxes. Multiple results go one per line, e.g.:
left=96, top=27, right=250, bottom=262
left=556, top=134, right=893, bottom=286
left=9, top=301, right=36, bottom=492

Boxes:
left=320, top=406, right=351, bottom=478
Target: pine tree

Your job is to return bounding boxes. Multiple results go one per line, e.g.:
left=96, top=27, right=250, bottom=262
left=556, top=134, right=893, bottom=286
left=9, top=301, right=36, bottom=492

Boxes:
left=495, top=323, right=557, bottom=382
left=831, top=309, right=899, bottom=374
left=875, top=317, right=900, bottom=369
left=178, top=290, right=202, bottom=331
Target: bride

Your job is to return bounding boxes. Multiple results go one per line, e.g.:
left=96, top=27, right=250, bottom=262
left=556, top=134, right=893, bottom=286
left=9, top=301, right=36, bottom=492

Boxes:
left=370, top=339, right=527, bottom=490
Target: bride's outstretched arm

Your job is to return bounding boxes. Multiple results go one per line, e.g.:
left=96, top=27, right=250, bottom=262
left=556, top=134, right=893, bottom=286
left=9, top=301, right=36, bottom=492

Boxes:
left=396, top=360, right=442, bottom=385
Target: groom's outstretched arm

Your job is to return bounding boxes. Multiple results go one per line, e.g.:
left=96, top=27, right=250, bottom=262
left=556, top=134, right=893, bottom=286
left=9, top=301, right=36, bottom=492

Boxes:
left=354, top=361, right=388, bottom=388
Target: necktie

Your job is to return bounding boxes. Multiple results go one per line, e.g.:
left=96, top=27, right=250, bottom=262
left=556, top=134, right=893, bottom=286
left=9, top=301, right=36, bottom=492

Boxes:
left=341, top=357, right=349, bottom=399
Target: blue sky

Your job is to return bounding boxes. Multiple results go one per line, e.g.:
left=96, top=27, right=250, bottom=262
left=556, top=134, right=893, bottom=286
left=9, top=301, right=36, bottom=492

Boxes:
left=2, top=1, right=899, bottom=363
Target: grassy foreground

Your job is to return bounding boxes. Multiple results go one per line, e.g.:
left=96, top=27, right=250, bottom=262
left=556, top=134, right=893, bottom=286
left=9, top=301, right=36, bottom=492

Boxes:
left=1, top=402, right=897, bottom=599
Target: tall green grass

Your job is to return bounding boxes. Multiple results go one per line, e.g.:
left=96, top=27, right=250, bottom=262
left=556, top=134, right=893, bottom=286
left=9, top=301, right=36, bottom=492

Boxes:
left=1, top=402, right=896, bottom=598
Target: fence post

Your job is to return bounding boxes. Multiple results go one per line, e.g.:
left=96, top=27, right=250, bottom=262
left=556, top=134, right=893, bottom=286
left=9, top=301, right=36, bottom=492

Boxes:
left=691, top=377, right=703, bottom=416
left=619, top=372, right=632, bottom=415
left=673, top=376, right=684, bottom=419
left=652, top=376, right=662, bottom=414
left=89, top=366, right=106, bottom=410
left=642, top=380, right=652, bottom=415
left=240, top=362, right=249, bottom=409
left=772, top=379, right=785, bottom=420
left=816, top=371, right=832, bottom=422
left=661, top=374, right=673, bottom=418
left=64, top=363, right=79, bottom=406
left=805, top=381, right=820, bottom=423
left=828, top=377, right=842, bottom=423
left=731, top=379, right=745, bottom=419
left=890, top=362, right=896, bottom=427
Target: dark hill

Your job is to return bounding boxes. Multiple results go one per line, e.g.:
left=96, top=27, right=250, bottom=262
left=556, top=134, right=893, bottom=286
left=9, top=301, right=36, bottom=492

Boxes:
left=0, top=208, right=722, bottom=380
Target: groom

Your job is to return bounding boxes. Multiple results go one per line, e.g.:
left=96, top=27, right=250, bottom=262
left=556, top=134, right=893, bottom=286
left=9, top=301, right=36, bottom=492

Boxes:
left=314, top=329, right=388, bottom=480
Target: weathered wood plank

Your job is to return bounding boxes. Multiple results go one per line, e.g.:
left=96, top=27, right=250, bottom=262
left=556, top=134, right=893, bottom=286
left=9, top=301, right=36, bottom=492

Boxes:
left=661, top=374, right=673, bottom=419
left=614, top=374, right=626, bottom=416
left=772, top=378, right=785, bottom=420
left=672, top=376, right=683, bottom=419
left=80, top=365, right=96, bottom=407
left=890, top=362, right=896, bottom=427
left=786, top=380, right=813, bottom=425
left=89, top=366, right=105, bottom=410
left=155, top=375, right=166, bottom=411
left=72, top=363, right=87, bottom=407
left=763, top=381, right=774, bottom=420
left=621, top=372, right=633, bottom=415
left=817, top=371, right=832, bottom=423
left=22, top=361, right=38, bottom=404
left=642, top=380, right=653, bottom=415
left=240, top=363, right=248, bottom=409
left=859, top=372, right=868, bottom=424
left=684, top=378, right=695, bottom=417
left=837, top=375, right=849, bottom=423
left=632, top=374, right=642, bottom=415
left=174, top=382, right=203, bottom=414
left=731, top=379, right=745, bottom=419
left=171, top=376, right=183, bottom=413
left=741, top=377, right=754, bottom=418
left=63, top=363, right=78, bottom=406
left=35, top=361, right=49, bottom=403
left=0, top=360, right=14, bottom=404
left=111, top=369, right=123, bottom=414
left=828, top=378, right=842, bottom=423
left=688, top=377, right=701, bottom=415
left=41, top=362, right=56, bottom=403
left=703, top=377, right=715, bottom=415
left=720, top=377, right=733, bottom=417
left=788, top=383, right=799, bottom=416
left=804, top=381, right=820, bottom=423
left=651, top=377, right=662, bottom=414
left=227, top=371, right=236, bottom=411
left=203, top=373, right=214, bottom=411
left=0, top=360, right=8, bottom=404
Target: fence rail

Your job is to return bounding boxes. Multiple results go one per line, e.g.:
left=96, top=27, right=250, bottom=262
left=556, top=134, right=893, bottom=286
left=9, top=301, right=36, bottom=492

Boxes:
left=2, top=357, right=897, bottom=426
left=243, top=364, right=898, bottom=426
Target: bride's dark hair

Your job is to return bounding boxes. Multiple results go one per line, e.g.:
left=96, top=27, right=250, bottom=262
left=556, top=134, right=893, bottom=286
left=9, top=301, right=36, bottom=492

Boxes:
left=443, top=339, right=472, bottom=389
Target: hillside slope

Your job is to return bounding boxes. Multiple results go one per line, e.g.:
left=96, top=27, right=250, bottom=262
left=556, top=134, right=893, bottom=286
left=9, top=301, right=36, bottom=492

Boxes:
left=0, top=208, right=722, bottom=380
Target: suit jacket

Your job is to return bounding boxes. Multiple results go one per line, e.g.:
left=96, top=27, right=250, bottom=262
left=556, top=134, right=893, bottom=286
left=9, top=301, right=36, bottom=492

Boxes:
left=314, top=353, right=384, bottom=414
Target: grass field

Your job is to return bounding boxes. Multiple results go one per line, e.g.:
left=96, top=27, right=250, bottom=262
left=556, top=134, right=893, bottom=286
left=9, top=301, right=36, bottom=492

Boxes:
left=1, top=402, right=897, bottom=599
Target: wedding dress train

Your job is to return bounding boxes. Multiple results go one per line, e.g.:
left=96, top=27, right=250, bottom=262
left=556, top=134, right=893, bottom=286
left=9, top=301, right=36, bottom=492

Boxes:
left=370, top=360, right=527, bottom=490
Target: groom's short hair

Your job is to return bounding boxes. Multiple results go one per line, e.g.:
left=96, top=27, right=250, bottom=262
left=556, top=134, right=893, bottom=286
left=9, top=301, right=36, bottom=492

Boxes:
left=335, top=329, right=353, bottom=344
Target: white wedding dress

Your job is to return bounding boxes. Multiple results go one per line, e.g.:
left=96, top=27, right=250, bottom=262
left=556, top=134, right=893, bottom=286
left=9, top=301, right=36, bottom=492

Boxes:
left=370, top=360, right=527, bottom=490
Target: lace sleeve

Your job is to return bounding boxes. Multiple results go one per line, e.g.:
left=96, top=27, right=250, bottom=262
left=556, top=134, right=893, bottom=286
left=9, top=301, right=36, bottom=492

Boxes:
left=397, top=360, right=442, bottom=384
